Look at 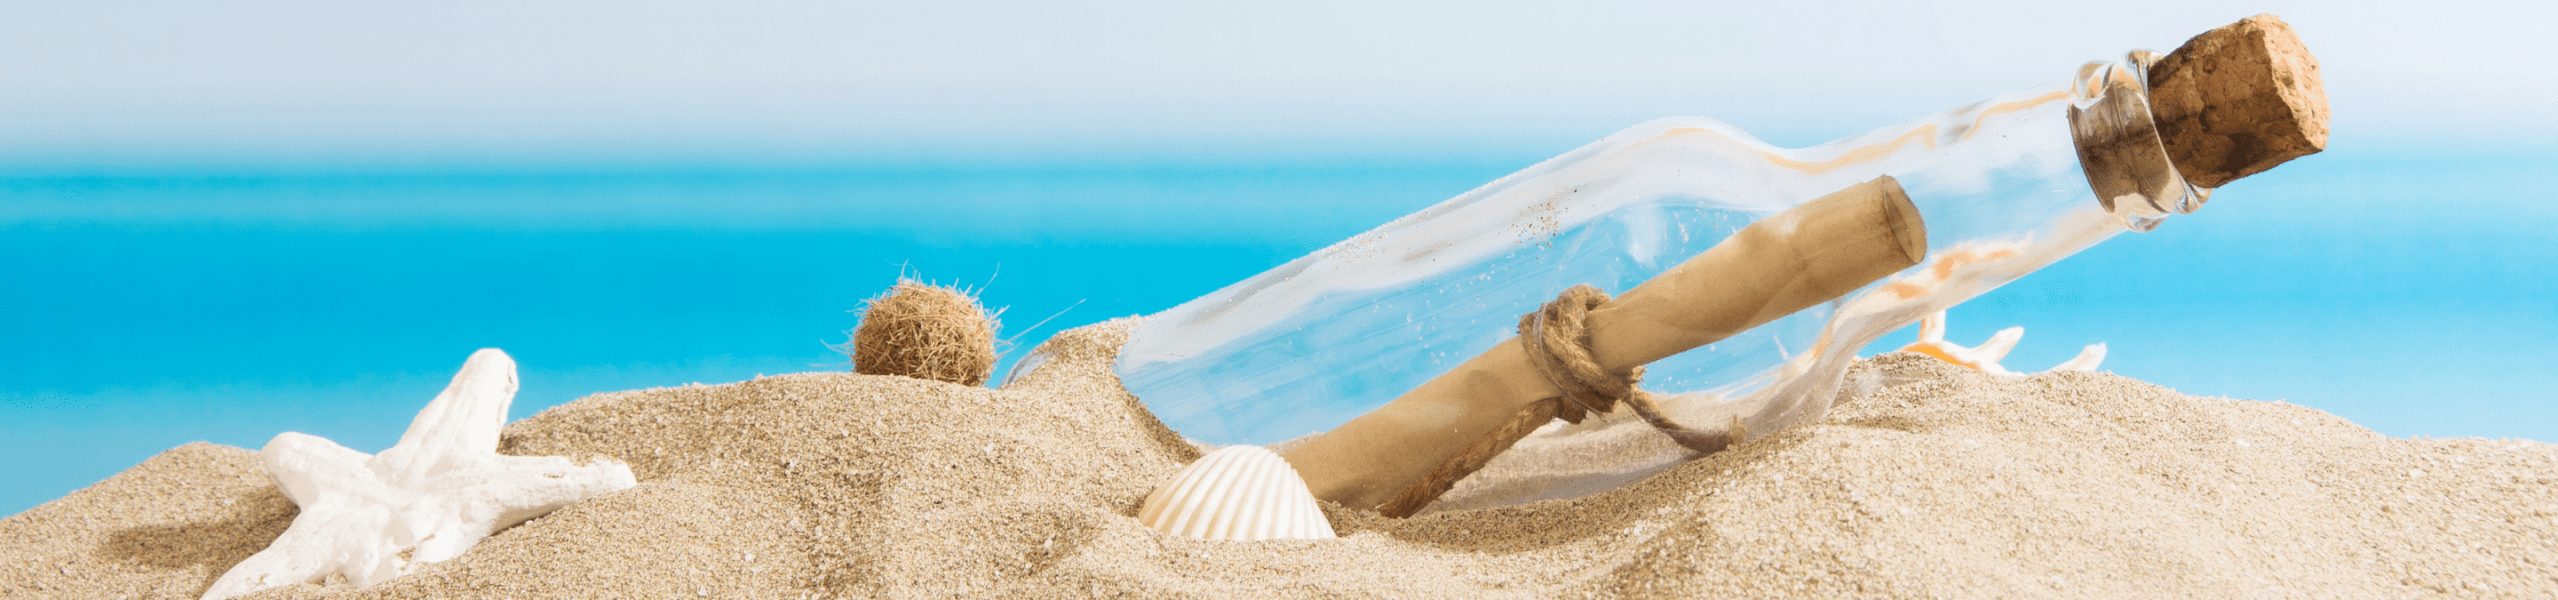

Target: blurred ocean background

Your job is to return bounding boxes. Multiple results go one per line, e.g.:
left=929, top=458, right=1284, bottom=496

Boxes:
left=5, top=1, right=2553, bottom=516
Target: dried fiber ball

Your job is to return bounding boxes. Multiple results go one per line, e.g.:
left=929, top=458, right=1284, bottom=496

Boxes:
left=847, top=282, right=999, bottom=386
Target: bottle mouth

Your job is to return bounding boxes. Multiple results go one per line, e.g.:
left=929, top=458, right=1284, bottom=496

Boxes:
left=2069, top=51, right=2212, bottom=232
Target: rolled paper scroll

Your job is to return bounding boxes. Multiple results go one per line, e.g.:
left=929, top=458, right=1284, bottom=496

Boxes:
left=1282, top=175, right=1924, bottom=513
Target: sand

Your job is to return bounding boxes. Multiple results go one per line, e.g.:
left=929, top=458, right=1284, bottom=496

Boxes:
left=4, top=318, right=2554, bottom=599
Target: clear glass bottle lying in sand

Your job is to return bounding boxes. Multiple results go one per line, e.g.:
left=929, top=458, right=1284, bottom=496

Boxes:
left=1083, top=16, right=2324, bottom=512
left=1114, top=56, right=2165, bottom=437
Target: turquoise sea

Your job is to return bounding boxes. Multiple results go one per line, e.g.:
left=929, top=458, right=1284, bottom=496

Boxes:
left=5, top=145, right=2553, bottom=516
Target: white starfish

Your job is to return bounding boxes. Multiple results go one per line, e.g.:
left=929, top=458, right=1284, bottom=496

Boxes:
left=202, top=349, right=637, bottom=600
left=1897, top=310, right=2107, bottom=376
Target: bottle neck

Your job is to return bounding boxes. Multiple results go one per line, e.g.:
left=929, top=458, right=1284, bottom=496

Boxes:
left=2069, top=51, right=2211, bottom=233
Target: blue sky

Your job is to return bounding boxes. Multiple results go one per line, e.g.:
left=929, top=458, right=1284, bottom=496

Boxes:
left=3, top=1, right=2550, bottom=169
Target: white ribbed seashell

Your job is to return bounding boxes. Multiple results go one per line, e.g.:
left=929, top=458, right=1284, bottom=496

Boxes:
left=1138, top=445, right=1337, bottom=541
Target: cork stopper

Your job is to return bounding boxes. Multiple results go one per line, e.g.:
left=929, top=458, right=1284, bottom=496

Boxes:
left=2145, top=14, right=2330, bottom=188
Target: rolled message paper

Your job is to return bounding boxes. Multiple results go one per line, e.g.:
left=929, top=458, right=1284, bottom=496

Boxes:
left=1283, top=175, right=1924, bottom=512
left=1584, top=176, right=1926, bottom=372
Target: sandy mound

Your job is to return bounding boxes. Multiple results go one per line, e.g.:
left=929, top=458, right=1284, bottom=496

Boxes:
left=4, top=319, right=2554, bottom=598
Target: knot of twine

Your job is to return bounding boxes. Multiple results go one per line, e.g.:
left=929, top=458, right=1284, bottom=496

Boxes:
left=1516, top=285, right=1744, bottom=454
left=1378, top=284, right=1754, bottom=518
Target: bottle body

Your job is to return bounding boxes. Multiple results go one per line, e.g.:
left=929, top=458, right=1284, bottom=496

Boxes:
left=1101, top=54, right=2200, bottom=463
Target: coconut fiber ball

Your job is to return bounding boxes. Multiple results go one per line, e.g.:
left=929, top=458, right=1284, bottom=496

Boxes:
left=848, top=282, right=999, bottom=386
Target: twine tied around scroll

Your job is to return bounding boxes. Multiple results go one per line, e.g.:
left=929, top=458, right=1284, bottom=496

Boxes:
left=1376, top=284, right=1748, bottom=518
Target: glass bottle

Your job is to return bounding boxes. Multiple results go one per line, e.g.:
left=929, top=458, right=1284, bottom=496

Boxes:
left=1097, top=51, right=2204, bottom=475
